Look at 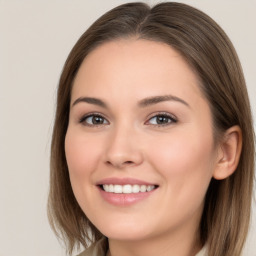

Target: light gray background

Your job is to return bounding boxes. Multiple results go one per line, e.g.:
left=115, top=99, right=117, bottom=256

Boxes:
left=0, top=1, right=255, bottom=255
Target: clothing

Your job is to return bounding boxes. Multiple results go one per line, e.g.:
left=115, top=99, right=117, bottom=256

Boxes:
left=77, top=237, right=208, bottom=256
left=77, top=238, right=107, bottom=256
left=196, top=245, right=207, bottom=256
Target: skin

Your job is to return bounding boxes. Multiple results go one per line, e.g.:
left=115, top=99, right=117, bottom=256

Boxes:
left=65, top=39, right=241, bottom=256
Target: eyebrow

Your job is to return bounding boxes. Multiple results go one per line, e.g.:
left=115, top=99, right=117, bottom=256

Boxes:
left=72, top=97, right=108, bottom=108
left=138, top=95, right=190, bottom=108
left=71, top=94, right=190, bottom=108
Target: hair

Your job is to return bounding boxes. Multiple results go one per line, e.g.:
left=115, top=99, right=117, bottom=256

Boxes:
left=48, top=2, right=255, bottom=256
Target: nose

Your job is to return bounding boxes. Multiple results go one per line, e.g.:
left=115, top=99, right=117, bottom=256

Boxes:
left=104, top=125, right=143, bottom=169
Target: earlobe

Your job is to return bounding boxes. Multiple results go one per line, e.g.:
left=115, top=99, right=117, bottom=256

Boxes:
left=213, top=126, right=242, bottom=180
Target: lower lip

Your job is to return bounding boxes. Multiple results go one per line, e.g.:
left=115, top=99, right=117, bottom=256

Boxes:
left=98, top=187, right=156, bottom=206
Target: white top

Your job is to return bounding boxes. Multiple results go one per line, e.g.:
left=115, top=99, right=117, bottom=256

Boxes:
left=78, top=237, right=208, bottom=256
left=196, top=245, right=207, bottom=256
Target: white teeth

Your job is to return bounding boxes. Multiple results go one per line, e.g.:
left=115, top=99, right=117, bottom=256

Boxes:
left=109, top=184, right=114, bottom=192
left=140, top=185, right=147, bottom=192
left=132, top=185, right=140, bottom=193
left=146, top=185, right=155, bottom=192
left=102, top=184, right=156, bottom=193
left=114, top=185, right=122, bottom=193
left=123, top=184, right=132, bottom=193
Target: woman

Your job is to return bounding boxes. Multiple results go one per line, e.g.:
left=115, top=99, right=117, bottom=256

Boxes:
left=48, top=2, right=255, bottom=256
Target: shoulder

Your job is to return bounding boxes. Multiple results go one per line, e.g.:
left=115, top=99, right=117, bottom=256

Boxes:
left=77, top=237, right=108, bottom=256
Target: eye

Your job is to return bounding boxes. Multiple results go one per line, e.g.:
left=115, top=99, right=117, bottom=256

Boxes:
left=80, top=114, right=109, bottom=126
left=146, top=113, right=177, bottom=126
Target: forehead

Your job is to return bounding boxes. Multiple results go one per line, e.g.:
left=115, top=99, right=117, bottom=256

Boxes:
left=72, top=39, right=205, bottom=107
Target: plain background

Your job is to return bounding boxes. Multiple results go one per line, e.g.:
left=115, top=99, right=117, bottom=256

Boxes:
left=0, top=1, right=255, bottom=255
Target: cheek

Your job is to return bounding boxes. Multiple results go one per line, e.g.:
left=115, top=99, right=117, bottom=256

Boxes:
left=148, top=127, right=215, bottom=194
left=65, top=129, right=101, bottom=182
left=64, top=129, right=106, bottom=215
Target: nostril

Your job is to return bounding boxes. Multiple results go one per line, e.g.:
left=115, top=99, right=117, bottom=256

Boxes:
left=105, top=160, right=135, bottom=168
left=124, top=161, right=134, bottom=164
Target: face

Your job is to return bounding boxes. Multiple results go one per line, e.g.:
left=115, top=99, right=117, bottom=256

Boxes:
left=65, top=39, right=219, bottom=243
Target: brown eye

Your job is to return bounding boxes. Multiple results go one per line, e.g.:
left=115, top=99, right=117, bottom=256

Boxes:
left=147, top=114, right=177, bottom=126
left=80, top=114, right=109, bottom=126
left=91, top=116, right=105, bottom=124
left=156, top=116, right=170, bottom=124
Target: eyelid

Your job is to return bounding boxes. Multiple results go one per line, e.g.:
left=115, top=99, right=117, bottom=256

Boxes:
left=78, top=111, right=177, bottom=127
left=145, top=112, right=178, bottom=126
left=79, top=112, right=110, bottom=126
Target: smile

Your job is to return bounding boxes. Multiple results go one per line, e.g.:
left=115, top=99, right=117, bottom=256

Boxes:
left=97, top=178, right=158, bottom=205
left=101, top=184, right=157, bottom=194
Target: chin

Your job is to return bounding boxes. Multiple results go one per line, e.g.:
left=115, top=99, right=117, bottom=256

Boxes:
left=105, top=231, right=150, bottom=241
left=97, top=221, right=152, bottom=241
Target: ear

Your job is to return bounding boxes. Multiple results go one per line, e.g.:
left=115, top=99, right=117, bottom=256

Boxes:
left=213, top=125, right=242, bottom=180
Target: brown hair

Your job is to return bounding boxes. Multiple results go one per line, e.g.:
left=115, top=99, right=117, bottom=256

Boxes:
left=48, top=2, right=255, bottom=256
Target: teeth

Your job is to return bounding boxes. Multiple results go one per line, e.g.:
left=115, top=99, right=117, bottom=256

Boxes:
left=114, top=185, right=122, bottom=193
left=140, top=185, right=147, bottom=192
left=132, top=184, right=140, bottom=193
left=109, top=184, right=114, bottom=193
left=147, top=185, right=155, bottom=192
left=102, top=184, right=156, bottom=193
left=123, top=184, right=132, bottom=193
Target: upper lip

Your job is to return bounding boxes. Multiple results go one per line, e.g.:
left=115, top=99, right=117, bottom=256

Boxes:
left=97, top=177, right=157, bottom=186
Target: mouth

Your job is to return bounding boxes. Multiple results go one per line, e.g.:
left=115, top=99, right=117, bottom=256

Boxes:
left=98, top=184, right=158, bottom=194
left=96, top=177, right=159, bottom=205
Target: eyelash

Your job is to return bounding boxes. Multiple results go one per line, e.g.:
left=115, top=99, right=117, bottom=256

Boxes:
left=146, top=112, right=177, bottom=127
left=79, top=113, right=109, bottom=127
left=79, top=112, right=177, bottom=127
